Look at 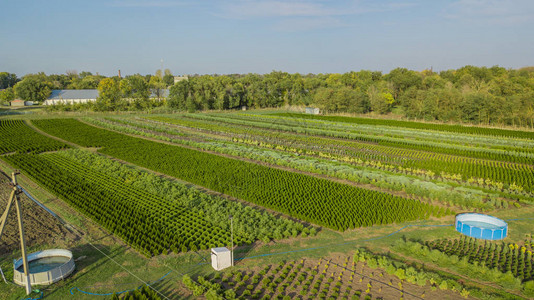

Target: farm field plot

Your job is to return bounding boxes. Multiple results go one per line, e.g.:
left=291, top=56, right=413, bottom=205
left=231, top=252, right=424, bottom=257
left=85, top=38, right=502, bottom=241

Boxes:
left=143, top=114, right=534, bottom=191
left=32, top=118, right=443, bottom=231
left=55, top=149, right=308, bottom=244
left=0, top=118, right=306, bottom=254
left=86, top=113, right=533, bottom=212
left=183, top=248, right=511, bottom=300
left=271, top=113, right=534, bottom=140
left=3, top=152, right=234, bottom=257
left=191, top=113, right=534, bottom=164
left=2, top=111, right=534, bottom=300
left=425, top=236, right=534, bottom=282
left=0, top=119, right=69, bottom=154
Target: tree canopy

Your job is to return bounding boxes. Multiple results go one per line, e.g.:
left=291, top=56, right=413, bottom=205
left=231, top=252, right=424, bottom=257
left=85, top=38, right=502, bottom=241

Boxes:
left=3, top=66, right=534, bottom=128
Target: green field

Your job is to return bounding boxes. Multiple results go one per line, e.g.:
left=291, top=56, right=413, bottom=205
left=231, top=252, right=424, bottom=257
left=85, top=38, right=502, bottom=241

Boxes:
left=1, top=111, right=533, bottom=299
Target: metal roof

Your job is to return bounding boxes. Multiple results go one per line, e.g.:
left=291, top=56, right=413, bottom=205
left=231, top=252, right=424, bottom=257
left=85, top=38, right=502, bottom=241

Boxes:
left=48, top=89, right=169, bottom=100
left=49, top=89, right=99, bottom=100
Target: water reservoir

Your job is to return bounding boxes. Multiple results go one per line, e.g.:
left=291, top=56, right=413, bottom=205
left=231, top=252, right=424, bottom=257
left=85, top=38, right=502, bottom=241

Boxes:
left=13, top=249, right=75, bottom=286
left=455, top=213, right=507, bottom=240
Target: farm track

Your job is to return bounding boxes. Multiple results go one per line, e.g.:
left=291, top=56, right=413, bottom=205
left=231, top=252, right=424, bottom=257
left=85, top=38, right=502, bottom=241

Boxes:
left=26, top=120, right=83, bottom=149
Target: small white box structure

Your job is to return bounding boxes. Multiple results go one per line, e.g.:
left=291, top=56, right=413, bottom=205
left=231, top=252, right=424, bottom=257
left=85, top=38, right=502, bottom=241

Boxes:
left=211, top=247, right=232, bottom=271
left=305, top=107, right=320, bottom=115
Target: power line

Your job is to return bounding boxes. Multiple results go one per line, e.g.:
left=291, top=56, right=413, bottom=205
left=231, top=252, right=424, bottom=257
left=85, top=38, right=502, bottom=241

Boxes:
left=14, top=184, right=172, bottom=300
left=83, top=240, right=171, bottom=300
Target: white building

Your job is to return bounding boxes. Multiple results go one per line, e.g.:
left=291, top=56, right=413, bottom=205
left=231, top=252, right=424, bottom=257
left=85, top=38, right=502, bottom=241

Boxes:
left=305, top=107, right=320, bottom=115
left=44, top=89, right=169, bottom=105
left=173, top=76, right=189, bottom=84
left=44, top=90, right=99, bottom=105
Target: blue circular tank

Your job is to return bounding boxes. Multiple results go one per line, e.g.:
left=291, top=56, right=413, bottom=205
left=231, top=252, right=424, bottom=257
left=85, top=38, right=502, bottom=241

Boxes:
left=455, top=213, right=507, bottom=240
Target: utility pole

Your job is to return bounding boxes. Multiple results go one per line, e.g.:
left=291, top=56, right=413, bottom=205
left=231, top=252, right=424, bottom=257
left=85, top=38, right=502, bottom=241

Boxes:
left=160, top=59, right=164, bottom=79
left=0, top=172, right=32, bottom=295
left=229, top=215, right=234, bottom=267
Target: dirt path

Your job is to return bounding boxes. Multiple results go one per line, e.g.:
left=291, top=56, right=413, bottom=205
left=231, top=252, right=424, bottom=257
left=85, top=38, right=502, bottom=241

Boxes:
left=26, top=120, right=83, bottom=149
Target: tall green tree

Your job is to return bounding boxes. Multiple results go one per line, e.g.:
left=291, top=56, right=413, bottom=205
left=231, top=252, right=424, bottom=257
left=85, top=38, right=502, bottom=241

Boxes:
left=163, top=74, right=174, bottom=87
left=13, top=76, right=51, bottom=102
left=385, top=68, right=422, bottom=99
left=0, top=87, right=15, bottom=104
left=368, top=83, right=395, bottom=114
left=149, top=76, right=166, bottom=100
left=126, top=75, right=151, bottom=110
left=0, top=72, right=18, bottom=89
left=167, top=80, right=190, bottom=110
left=96, top=78, right=121, bottom=111
left=313, top=87, right=369, bottom=113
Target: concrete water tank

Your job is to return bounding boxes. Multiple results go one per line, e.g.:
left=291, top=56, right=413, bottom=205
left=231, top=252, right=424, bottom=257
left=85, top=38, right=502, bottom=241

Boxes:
left=13, top=249, right=75, bottom=286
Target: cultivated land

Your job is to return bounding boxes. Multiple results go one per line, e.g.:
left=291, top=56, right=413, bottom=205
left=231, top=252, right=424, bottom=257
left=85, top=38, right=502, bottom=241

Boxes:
left=0, top=110, right=533, bottom=299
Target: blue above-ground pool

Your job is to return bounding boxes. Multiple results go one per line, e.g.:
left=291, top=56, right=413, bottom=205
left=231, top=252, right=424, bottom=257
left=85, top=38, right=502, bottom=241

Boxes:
left=455, top=213, right=507, bottom=240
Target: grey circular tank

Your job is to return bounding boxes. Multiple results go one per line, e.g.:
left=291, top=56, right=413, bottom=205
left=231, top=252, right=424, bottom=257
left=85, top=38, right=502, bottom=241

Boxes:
left=13, top=249, right=75, bottom=286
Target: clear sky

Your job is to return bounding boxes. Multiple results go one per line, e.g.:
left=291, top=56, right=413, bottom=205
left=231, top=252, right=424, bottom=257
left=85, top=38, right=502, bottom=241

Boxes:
left=1, top=0, right=533, bottom=77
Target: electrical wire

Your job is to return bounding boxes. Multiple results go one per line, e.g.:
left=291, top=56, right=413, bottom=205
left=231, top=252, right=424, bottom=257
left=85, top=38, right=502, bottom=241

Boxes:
left=16, top=185, right=172, bottom=300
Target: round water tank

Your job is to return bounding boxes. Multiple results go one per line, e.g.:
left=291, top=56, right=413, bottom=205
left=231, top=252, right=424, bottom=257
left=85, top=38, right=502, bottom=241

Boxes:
left=13, top=249, right=75, bottom=286
left=455, top=213, right=507, bottom=240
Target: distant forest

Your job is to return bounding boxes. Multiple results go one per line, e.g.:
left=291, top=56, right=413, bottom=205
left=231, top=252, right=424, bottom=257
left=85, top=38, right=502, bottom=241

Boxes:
left=1, top=65, right=533, bottom=128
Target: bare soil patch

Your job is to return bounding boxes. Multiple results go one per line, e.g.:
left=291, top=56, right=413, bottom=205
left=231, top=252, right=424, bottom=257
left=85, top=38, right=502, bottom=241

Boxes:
left=0, top=172, right=78, bottom=255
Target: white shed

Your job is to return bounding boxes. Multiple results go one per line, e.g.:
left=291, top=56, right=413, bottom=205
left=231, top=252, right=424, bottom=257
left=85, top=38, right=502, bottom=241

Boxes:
left=305, top=107, right=320, bottom=115
left=44, top=90, right=99, bottom=105
left=211, top=247, right=232, bottom=271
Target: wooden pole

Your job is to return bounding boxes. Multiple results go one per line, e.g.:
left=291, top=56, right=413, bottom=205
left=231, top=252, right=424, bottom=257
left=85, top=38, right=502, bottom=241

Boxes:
left=0, top=189, right=16, bottom=239
left=14, top=191, right=32, bottom=294
left=11, top=172, right=32, bottom=295
left=230, top=216, right=234, bottom=267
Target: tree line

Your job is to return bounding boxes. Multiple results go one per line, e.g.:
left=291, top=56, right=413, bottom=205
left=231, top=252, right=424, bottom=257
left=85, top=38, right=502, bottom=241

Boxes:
left=0, top=70, right=174, bottom=106
left=165, top=66, right=534, bottom=128
left=1, top=66, right=533, bottom=127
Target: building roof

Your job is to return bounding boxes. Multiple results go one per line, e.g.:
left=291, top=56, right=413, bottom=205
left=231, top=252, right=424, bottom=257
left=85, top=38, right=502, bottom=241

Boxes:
left=11, top=99, right=25, bottom=102
left=49, top=89, right=99, bottom=100
left=48, top=89, right=169, bottom=100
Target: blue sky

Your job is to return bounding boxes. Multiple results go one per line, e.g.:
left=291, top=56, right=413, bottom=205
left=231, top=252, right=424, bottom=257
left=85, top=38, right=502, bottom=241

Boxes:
left=1, top=0, right=533, bottom=76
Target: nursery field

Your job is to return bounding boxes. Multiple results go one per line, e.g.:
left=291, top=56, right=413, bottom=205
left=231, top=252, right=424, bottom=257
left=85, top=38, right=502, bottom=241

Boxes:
left=1, top=111, right=534, bottom=299
left=31, top=118, right=445, bottom=231
left=85, top=112, right=534, bottom=208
